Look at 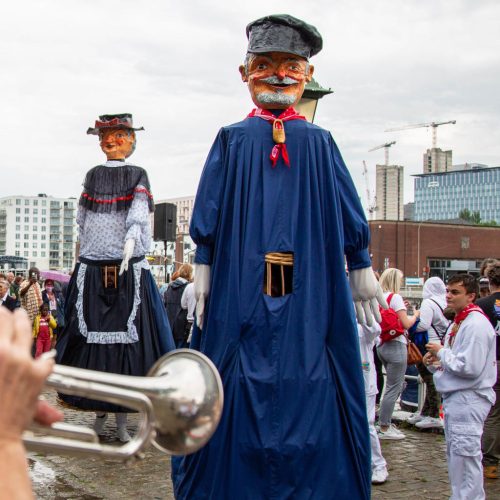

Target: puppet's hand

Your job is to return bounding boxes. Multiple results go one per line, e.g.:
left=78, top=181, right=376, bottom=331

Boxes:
left=194, top=264, right=210, bottom=329
left=119, top=239, right=135, bottom=275
left=349, top=267, right=387, bottom=326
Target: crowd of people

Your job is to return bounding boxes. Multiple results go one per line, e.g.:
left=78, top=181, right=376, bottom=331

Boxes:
left=0, top=268, right=64, bottom=359
left=359, top=257, right=499, bottom=499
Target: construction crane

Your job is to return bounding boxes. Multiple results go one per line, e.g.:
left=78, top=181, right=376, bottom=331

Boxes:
left=385, top=120, right=456, bottom=149
left=362, top=161, right=377, bottom=219
left=368, top=141, right=396, bottom=166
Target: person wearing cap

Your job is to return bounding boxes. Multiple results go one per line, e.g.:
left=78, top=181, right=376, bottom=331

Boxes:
left=173, top=14, right=384, bottom=499
left=479, top=277, right=491, bottom=298
left=55, top=114, right=174, bottom=443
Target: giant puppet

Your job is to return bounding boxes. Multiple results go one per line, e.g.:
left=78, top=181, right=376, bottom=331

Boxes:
left=56, top=114, right=174, bottom=442
left=172, top=15, right=385, bottom=500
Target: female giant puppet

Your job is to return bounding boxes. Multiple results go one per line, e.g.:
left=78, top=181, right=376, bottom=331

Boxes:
left=56, top=114, right=174, bottom=442
left=173, top=15, right=385, bottom=500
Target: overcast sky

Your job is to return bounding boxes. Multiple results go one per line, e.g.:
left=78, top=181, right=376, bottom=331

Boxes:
left=1, top=0, right=498, bottom=210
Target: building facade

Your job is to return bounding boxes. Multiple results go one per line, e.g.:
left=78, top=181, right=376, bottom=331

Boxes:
left=369, top=220, right=500, bottom=281
left=413, top=166, right=500, bottom=223
left=423, top=147, right=452, bottom=173
left=375, top=164, right=404, bottom=221
left=0, top=194, right=78, bottom=271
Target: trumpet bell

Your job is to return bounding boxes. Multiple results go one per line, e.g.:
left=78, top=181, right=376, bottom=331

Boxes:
left=146, top=349, right=224, bottom=455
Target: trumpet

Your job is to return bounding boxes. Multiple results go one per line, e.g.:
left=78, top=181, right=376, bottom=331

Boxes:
left=23, top=349, right=223, bottom=461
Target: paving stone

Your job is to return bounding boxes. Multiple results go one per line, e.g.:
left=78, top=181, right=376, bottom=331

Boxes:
left=29, top=389, right=500, bottom=499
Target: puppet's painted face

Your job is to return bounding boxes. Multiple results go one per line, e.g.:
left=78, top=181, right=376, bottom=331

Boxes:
left=99, top=128, right=136, bottom=160
left=239, top=52, right=314, bottom=109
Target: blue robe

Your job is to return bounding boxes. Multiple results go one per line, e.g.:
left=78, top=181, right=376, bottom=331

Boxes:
left=173, top=116, right=371, bottom=499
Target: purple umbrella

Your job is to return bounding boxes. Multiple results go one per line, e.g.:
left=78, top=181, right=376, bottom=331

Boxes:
left=40, top=270, right=71, bottom=283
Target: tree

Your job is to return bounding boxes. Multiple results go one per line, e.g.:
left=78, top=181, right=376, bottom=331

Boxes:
left=459, top=208, right=481, bottom=224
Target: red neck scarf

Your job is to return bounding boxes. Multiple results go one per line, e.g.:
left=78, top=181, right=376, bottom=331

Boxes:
left=247, top=108, right=306, bottom=168
left=449, top=303, right=488, bottom=345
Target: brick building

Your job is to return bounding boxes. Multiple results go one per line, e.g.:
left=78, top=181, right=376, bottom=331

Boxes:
left=368, top=220, right=500, bottom=281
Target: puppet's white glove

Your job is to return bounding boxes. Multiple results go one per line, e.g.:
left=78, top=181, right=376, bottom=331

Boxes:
left=194, top=264, right=211, bottom=330
left=119, top=239, right=135, bottom=275
left=349, top=267, right=387, bottom=326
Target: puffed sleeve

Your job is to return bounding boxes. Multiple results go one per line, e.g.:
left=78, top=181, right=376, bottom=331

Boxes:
left=328, top=134, right=371, bottom=271
left=125, top=186, right=152, bottom=251
left=190, top=129, right=228, bottom=265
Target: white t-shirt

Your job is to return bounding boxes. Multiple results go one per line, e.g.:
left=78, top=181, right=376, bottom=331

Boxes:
left=384, top=292, right=407, bottom=345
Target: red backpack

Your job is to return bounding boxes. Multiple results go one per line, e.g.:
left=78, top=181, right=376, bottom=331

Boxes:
left=379, top=293, right=405, bottom=345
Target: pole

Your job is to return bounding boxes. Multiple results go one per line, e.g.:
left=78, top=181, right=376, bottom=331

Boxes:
left=163, top=240, right=168, bottom=283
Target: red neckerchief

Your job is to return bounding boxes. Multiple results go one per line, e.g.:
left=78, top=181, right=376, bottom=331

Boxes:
left=247, top=108, right=306, bottom=168
left=448, top=303, right=488, bottom=345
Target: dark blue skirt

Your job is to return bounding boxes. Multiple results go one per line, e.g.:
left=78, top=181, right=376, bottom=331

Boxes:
left=56, top=257, right=174, bottom=412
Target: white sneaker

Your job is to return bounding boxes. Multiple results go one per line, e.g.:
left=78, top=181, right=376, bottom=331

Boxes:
left=372, top=467, right=389, bottom=485
left=117, top=427, right=132, bottom=443
left=93, top=413, right=108, bottom=436
left=407, top=412, right=424, bottom=425
left=415, top=416, right=443, bottom=429
left=378, top=424, right=405, bottom=440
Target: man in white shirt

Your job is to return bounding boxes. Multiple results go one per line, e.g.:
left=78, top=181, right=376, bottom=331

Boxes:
left=425, top=274, right=496, bottom=500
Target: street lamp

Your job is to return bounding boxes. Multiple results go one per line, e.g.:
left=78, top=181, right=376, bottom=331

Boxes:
left=295, top=77, right=333, bottom=123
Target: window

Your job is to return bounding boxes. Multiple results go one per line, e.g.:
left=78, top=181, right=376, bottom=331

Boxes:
left=24, top=200, right=29, bottom=206
left=42, top=227, right=46, bottom=232
left=33, top=200, right=38, bottom=206
left=24, top=208, right=29, bottom=214
left=33, top=251, right=37, bottom=257
left=16, top=199, right=21, bottom=205
left=41, top=235, right=46, bottom=240
left=33, top=226, right=37, bottom=232
left=33, top=209, right=38, bottom=214
left=24, top=217, right=29, bottom=222
left=15, top=233, right=20, bottom=239
left=24, top=225, right=29, bottom=231
left=24, top=242, right=29, bottom=248
left=24, top=234, right=29, bottom=240
left=15, top=242, right=20, bottom=248
left=15, top=251, right=20, bottom=256
left=33, top=217, right=38, bottom=223
left=24, top=251, right=28, bottom=257
left=42, top=209, right=46, bottom=214
left=33, top=243, right=37, bottom=249
left=16, top=208, right=20, bottom=214
left=42, top=200, right=46, bottom=206
left=15, top=225, right=20, bottom=231
left=41, top=251, right=46, bottom=257
left=15, top=216, right=20, bottom=222
left=41, top=243, right=46, bottom=248
left=33, top=234, right=37, bottom=240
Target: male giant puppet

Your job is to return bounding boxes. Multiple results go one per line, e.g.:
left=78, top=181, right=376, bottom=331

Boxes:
left=56, top=114, right=174, bottom=442
left=173, top=15, right=385, bottom=500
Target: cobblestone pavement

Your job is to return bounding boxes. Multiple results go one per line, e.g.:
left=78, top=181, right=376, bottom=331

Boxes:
left=30, top=389, right=500, bottom=499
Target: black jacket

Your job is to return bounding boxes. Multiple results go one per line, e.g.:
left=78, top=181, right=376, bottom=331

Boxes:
left=476, top=291, right=500, bottom=361
left=1, top=295, right=19, bottom=312
left=164, top=279, right=189, bottom=341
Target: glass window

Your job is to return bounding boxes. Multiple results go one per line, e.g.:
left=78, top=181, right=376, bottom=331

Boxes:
left=24, top=225, right=29, bottom=231
left=42, top=227, right=46, bottom=232
left=41, top=251, right=46, bottom=257
left=24, top=234, right=29, bottom=240
left=25, top=208, right=29, bottom=214
left=33, top=243, right=37, bottom=249
left=15, top=242, right=20, bottom=248
left=41, top=243, right=46, bottom=248
left=15, top=208, right=20, bottom=214
left=24, top=200, right=29, bottom=206
left=33, top=251, right=37, bottom=257
left=24, top=217, right=29, bottom=223
left=16, top=199, right=21, bottom=205
left=15, top=251, right=20, bottom=256
left=42, top=200, right=46, bottom=206
left=15, top=225, right=20, bottom=231
left=33, top=200, right=38, bottom=206
left=33, top=217, right=38, bottom=223
left=41, top=217, right=46, bottom=223
left=24, top=251, right=28, bottom=257
left=15, top=233, right=20, bottom=239
left=33, top=209, right=38, bottom=214
left=42, top=208, right=46, bottom=214
left=24, top=242, right=29, bottom=248
left=41, top=235, right=46, bottom=240
left=33, top=234, right=37, bottom=240
left=33, top=226, right=37, bottom=232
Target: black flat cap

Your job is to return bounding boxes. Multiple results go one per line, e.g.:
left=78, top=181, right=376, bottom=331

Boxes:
left=246, top=14, right=322, bottom=60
